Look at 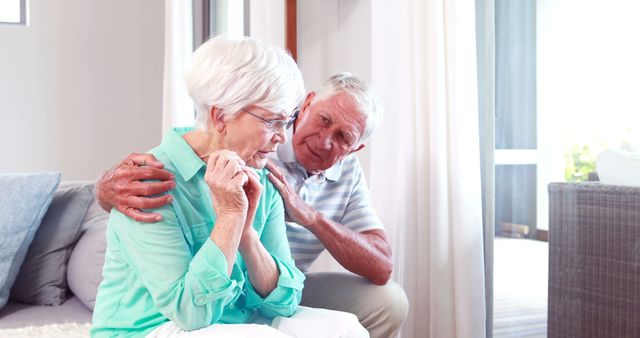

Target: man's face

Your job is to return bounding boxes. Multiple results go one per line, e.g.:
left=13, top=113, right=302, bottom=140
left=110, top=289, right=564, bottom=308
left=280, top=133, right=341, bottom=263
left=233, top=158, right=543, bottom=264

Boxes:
left=292, top=92, right=366, bottom=174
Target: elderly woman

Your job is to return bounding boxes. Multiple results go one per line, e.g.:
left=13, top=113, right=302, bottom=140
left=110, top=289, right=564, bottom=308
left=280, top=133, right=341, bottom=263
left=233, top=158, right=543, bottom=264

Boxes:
left=91, top=37, right=368, bottom=338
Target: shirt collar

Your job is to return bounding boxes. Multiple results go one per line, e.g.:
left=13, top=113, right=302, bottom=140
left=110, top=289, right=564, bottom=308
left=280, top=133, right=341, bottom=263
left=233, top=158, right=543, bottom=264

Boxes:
left=161, top=127, right=205, bottom=182
left=276, top=127, right=343, bottom=182
left=323, top=160, right=343, bottom=182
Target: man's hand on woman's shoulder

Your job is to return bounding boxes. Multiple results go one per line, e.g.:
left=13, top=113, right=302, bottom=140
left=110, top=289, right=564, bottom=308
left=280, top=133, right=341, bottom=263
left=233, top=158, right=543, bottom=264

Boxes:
left=95, top=153, right=176, bottom=222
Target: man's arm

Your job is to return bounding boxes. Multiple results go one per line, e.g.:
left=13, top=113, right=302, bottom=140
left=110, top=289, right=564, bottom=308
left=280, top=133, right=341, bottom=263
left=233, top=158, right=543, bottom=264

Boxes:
left=303, top=215, right=393, bottom=285
left=96, top=153, right=176, bottom=222
left=266, top=161, right=393, bottom=285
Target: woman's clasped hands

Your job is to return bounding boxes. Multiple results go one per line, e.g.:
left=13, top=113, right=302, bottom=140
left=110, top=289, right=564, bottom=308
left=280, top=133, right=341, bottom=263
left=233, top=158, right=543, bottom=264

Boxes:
left=204, top=150, right=262, bottom=246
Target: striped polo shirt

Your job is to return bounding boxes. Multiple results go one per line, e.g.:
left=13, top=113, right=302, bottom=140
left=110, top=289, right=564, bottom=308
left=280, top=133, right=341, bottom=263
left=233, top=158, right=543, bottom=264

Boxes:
left=273, top=131, right=385, bottom=272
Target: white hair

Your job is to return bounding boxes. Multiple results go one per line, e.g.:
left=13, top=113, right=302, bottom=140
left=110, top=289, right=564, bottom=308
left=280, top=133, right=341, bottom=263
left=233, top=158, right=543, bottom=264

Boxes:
left=185, top=36, right=306, bottom=130
left=314, top=72, right=383, bottom=144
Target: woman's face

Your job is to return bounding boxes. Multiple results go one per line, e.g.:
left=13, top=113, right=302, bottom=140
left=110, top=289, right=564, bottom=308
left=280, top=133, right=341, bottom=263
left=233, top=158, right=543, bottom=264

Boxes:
left=221, top=106, right=289, bottom=168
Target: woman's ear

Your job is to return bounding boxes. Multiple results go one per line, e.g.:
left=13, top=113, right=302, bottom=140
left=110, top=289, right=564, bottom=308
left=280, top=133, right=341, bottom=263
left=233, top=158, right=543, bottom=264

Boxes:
left=210, top=107, right=226, bottom=134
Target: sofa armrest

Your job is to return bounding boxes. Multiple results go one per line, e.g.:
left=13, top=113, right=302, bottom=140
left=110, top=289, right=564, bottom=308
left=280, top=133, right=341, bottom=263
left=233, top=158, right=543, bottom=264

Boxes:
left=548, top=182, right=640, bottom=337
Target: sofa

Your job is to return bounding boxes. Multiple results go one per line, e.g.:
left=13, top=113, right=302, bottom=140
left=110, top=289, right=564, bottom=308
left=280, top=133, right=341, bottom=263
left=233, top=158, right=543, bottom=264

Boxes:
left=547, top=180, right=640, bottom=337
left=0, top=179, right=109, bottom=336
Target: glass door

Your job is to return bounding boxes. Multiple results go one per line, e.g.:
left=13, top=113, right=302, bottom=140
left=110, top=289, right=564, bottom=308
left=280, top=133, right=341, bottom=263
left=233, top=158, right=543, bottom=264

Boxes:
left=481, top=0, right=640, bottom=337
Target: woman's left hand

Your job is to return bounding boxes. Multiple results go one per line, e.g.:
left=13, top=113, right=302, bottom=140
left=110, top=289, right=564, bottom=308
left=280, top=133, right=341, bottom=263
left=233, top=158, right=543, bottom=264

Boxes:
left=239, top=168, right=262, bottom=249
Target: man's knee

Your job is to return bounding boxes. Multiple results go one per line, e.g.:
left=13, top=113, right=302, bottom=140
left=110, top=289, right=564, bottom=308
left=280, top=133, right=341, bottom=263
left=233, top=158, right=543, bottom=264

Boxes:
left=375, top=281, right=409, bottom=328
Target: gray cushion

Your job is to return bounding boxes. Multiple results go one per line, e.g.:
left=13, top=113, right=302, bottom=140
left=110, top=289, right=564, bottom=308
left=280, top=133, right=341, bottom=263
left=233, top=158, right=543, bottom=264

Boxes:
left=10, top=183, right=94, bottom=306
left=67, top=221, right=107, bottom=311
left=0, top=172, right=61, bottom=310
left=78, top=190, right=110, bottom=233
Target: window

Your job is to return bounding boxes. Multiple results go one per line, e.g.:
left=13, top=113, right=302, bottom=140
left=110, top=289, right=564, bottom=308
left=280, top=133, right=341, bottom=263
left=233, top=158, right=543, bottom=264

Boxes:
left=480, top=0, right=640, bottom=336
left=0, top=0, right=27, bottom=25
left=194, top=0, right=248, bottom=48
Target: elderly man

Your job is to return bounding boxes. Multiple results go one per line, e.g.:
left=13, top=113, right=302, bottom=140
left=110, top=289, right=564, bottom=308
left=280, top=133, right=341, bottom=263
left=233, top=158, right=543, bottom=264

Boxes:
left=96, top=73, right=409, bottom=338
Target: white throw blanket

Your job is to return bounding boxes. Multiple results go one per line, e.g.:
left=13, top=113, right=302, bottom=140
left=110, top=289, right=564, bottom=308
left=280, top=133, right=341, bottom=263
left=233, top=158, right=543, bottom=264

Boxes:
left=0, top=323, right=90, bottom=338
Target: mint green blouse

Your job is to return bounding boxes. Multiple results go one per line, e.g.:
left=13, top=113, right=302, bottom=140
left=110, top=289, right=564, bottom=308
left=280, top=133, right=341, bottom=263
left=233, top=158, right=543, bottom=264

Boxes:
left=91, top=128, right=305, bottom=337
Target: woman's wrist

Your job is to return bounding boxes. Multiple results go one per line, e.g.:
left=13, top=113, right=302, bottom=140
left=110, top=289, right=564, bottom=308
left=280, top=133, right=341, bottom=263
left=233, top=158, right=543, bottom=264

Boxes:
left=238, top=229, right=260, bottom=254
left=210, top=213, right=246, bottom=243
left=214, top=204, right=248, bottom=216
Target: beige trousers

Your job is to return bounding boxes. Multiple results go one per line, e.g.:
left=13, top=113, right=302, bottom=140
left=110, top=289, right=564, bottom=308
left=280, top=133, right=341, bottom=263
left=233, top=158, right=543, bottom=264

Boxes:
left=300, top=273, right=409, bottom=338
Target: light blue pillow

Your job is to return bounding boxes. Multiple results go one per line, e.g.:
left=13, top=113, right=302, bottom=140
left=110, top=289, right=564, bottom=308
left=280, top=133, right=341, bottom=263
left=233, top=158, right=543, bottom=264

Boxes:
left=0, top=172, right=61, bottom=309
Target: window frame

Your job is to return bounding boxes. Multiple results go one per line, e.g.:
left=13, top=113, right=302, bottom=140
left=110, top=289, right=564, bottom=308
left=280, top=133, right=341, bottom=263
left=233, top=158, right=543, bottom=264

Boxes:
left=0, top=0, right=28, bottom=25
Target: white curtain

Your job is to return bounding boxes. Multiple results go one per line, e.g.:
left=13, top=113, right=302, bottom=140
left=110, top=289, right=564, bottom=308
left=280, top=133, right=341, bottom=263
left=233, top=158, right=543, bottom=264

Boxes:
left=162, top=0, right=195, bottom=132
left=368, top=1, right=486, bottom=337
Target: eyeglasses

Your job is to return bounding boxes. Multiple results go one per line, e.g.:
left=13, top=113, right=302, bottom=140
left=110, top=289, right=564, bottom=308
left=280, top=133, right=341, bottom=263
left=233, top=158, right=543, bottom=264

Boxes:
left=241, top=108, right=299, bottom=132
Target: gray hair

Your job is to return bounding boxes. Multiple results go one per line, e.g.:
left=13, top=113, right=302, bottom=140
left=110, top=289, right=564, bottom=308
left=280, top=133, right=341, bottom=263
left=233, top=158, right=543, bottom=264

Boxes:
left=185, top=36, right=305, bottom=130
left=314, top=72, right=384, bottom=144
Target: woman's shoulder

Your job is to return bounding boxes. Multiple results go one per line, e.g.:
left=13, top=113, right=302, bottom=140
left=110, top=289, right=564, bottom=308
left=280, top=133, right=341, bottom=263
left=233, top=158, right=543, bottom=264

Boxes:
left=255, top=168, right=278, bottom=194
left=148, top=146, right=178, bottom=174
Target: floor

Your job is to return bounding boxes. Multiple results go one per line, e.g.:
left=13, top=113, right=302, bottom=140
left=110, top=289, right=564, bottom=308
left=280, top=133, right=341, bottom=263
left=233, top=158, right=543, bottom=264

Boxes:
left=493, top=237, right=548, bottom=338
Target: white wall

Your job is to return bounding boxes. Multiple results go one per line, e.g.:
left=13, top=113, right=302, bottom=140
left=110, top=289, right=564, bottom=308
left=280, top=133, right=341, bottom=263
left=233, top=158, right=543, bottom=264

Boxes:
left=297, top=0, right=373, bottom=176
left=249, top=0, right=285, bottom=49
left=0, top=0, right=164, bottom=181
left=298, top=0, right=371, bottom=91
